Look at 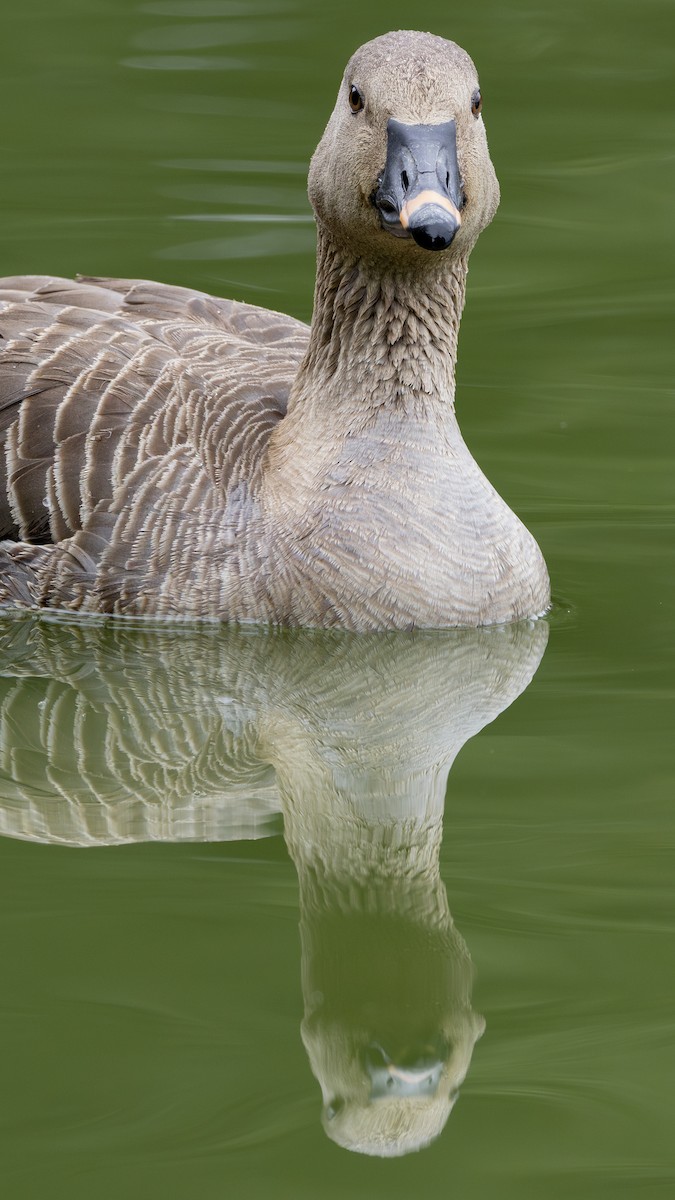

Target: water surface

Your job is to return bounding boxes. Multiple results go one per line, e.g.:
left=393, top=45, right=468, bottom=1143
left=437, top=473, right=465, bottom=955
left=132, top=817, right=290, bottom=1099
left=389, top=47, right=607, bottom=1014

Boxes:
left=0, top=1, right=673, bottom=1196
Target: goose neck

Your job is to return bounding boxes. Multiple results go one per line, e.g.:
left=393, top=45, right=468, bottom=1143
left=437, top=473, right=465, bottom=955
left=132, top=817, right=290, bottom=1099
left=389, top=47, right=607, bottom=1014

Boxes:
left=280, top=777, right=450, bottom=929
left=289, top=226, right=468, bottom=419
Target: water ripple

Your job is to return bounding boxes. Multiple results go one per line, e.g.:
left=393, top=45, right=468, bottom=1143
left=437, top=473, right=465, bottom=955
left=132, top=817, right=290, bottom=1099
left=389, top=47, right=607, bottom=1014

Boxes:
left=140, top=1, right=290, bottom=14
left=132, top=19, right=299, bottom=51
left=172, top=213, right=313, bottom=223
left=159, top=227, right=315, bottom=260
left=123, top=56, right=247, bottom=71
left=162, top=183, right=306, bottom=208
left=160, top=158, right=306, bottom=174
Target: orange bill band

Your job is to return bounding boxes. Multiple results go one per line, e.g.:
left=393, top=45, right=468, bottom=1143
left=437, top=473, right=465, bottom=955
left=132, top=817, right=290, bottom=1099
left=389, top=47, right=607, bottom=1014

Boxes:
left=399, top=190, right=462, bottom=230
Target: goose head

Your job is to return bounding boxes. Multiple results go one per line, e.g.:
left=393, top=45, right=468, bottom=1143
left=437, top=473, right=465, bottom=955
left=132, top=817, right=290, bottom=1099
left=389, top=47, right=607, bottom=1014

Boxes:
left=308, top=30, right=500, bottom=266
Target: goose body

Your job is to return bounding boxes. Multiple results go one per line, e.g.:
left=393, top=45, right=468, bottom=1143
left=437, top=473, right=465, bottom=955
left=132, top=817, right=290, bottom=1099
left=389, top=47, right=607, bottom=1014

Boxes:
left=0, top=31, right=550, bottom=629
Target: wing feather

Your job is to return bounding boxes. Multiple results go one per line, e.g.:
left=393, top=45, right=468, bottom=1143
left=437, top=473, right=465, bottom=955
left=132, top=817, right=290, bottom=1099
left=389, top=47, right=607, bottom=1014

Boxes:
left=0, top=274, right=309, bottom=613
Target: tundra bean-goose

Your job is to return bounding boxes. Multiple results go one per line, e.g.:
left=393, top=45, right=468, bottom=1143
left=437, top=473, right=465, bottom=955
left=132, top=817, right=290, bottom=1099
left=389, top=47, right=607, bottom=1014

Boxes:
left=0, top=30, right=550, bottom=629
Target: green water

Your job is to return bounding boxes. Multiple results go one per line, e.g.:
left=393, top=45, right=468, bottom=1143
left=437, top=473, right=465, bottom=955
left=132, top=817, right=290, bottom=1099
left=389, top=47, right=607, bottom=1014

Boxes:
left=0, top=0, right=673, bottom=1196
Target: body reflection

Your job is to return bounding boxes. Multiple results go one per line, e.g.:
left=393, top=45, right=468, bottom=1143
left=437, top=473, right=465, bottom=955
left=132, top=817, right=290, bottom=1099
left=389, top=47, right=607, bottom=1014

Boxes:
left=0, top=616, right=547, bottom=1155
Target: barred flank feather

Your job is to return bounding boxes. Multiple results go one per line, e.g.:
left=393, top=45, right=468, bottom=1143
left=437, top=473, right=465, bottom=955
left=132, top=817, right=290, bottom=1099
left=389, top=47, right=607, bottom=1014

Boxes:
left=0, top=275, right=308, bottom=616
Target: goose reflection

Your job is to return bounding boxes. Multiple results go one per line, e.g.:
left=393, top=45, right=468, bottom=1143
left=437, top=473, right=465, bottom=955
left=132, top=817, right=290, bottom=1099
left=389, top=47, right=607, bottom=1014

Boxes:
left=0, top=615, right=547, bottom=1156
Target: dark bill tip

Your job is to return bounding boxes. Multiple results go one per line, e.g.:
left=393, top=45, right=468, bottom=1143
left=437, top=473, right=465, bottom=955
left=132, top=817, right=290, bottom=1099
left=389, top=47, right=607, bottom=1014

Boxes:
left=407, top=205, right=460, bottom=252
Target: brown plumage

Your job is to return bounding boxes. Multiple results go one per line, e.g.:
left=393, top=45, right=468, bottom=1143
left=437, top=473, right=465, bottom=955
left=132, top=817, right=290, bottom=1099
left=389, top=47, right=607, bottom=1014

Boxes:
left=0, top=31, right=550, bottom=629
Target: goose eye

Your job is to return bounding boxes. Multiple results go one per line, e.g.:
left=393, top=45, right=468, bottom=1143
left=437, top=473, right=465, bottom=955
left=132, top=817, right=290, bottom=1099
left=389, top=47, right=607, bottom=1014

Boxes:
left=471, top=89, right=482, bottom=117
left=349, top=85, right=364, bottom=114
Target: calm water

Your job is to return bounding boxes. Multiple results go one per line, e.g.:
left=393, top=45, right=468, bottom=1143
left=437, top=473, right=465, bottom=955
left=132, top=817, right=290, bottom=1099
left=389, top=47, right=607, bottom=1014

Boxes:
left=0, top=0, right=673, bottom=1196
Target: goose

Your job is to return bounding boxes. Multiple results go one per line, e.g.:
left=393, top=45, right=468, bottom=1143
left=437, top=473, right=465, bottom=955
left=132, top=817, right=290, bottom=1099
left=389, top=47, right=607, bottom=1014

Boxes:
left=0, top=30, right=550, bottom=629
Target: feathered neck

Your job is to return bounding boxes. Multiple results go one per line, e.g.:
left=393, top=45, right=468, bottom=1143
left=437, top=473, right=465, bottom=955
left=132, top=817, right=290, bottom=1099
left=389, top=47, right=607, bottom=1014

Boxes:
left=284, top=225, right=468, bottom=429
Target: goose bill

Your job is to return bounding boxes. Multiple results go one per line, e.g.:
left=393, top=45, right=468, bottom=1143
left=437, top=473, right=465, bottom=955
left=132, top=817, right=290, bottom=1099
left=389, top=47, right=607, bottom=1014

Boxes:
left=374, top=118, right=463, bottom=251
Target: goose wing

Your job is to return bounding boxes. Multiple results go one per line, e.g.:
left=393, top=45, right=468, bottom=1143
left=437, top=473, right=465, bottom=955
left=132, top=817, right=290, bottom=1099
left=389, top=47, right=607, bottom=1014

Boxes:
left=0, top=276, right=309, bottom=610
left=0, top=274, right=309, bottom=543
